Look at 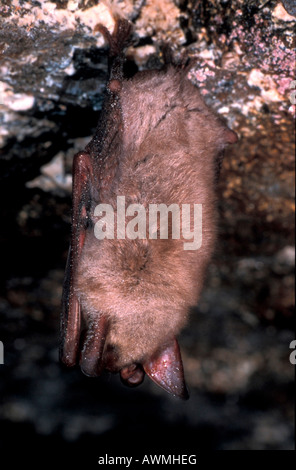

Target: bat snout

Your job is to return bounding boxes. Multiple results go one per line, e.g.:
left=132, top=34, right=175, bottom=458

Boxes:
left=120, top=364, right=145, bottom=387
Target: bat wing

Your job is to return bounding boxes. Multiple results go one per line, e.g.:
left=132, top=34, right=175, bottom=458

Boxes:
left=60, top=18, right=191, bottom=398
left=60, top=151, right=107, bottom=371
left=143, top=338, right=189, bottom=400
left=60, top=19, right=131, bottom=378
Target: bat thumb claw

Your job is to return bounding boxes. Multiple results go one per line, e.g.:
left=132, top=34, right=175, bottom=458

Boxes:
left=143, top=338, right=189, bottom=400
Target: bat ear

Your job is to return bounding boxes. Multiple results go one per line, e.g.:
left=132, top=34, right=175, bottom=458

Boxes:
left=223, top=128, right=238, bottom=145
left=143, top=338, right=189, bottom=400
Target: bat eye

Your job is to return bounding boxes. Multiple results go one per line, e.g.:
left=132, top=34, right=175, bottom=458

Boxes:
left=120, top=364, right=145, bottom=387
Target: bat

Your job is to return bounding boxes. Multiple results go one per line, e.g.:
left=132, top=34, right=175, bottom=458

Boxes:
left=60, top=18, right=237, bottom=399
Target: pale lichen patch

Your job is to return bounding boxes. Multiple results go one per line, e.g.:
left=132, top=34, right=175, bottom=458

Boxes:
left=0, top=81, right=35, bottom=111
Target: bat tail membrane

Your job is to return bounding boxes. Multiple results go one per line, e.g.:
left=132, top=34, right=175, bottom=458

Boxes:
left=143, top=338, right=189, bottom=400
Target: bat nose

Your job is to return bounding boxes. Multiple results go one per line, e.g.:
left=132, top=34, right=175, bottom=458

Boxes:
left=120, top=364, right=145, bottom=387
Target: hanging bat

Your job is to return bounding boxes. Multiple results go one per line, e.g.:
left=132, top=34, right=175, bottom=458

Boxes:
left=60, top=18, right=237, bottom=399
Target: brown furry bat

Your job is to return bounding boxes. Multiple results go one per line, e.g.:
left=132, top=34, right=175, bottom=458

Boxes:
left=60, top=18, right=237, bottom=399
